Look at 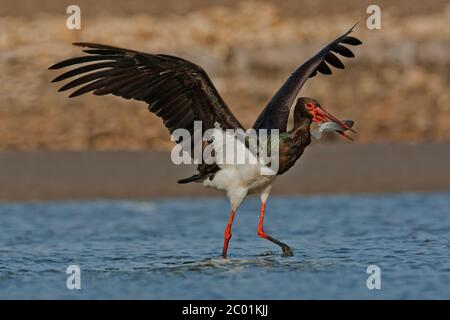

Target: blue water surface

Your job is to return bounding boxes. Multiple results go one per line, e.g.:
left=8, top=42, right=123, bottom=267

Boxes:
left=0, top=193, right=449, bottom=299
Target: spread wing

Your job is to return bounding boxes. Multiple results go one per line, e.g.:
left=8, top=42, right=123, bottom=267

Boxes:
left=49, top=43, right=243, bottom=137
left=253, top=25, right=362, bottom=132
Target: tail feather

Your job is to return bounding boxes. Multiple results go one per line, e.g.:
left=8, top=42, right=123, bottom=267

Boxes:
left=177, top=175, right=204, bottom=184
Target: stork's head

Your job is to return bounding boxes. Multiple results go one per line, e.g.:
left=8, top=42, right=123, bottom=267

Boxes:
left=294, top=97, right=356, bottom=140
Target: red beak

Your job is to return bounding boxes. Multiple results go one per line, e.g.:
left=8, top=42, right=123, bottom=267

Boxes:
left=313, top=106, right=357, bottom=140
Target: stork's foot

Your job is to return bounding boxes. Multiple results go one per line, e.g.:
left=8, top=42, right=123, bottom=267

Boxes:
left=257, top=201, right=293, bottom=257
left=281, top=244, right=294, bottom=257
left=262, top=234, right=294, bottom=257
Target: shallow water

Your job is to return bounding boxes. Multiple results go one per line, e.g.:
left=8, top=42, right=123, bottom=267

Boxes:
left=0, top=193, right=449, bottom=299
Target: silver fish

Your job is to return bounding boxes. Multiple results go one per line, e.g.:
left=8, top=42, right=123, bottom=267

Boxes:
left=311, top=120, right=355, bottom=140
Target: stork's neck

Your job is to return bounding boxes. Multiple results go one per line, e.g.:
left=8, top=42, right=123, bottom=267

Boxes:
left=287, top=124, right=312, bottom=152
left=292, top=116, right=312, bottom=139
left=277, top=117, right=312, bottom=175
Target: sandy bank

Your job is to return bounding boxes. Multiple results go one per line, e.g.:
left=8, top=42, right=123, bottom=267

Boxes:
left=1, top=143, right=449, bottom=201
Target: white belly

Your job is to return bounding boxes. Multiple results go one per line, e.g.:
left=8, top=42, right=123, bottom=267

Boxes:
left=202, top=164, right=276, bottom=209
left=204, top=165, right=274, bottom=193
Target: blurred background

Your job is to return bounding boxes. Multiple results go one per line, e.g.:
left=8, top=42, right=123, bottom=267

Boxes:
left=0, top=0, right=449, bottom=199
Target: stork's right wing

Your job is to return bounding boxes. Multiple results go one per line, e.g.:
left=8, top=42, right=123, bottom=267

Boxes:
left=50, top=43, right=245, bottom=183
left=49, top=43, right=244, bottom=136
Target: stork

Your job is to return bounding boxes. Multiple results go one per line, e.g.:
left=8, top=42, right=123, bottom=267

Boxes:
left=49, top=26, right=362, bottom=258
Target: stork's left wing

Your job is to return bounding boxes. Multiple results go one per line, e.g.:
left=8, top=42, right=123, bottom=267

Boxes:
left=253, top=25, right=362, bottom=132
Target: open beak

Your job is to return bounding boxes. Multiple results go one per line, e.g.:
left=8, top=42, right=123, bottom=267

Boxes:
left=313, top=106, right=356, bottom=140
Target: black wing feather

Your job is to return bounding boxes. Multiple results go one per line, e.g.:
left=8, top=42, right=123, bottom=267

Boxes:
left=51, top=62, right=116, bottom=82
left=316, top=61, right=332, bottom=75
left=49, top=55, right=122, bottom=69
left=324, top=52, right=345, bottom=69
left=341, top=36, right=362, bottom=46
left=333, top=44, right=355, bottom=57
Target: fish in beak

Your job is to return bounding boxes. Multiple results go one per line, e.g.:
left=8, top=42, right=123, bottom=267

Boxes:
left=311, top=120, right=355, bottom=140
left=311, top=106, right=356, bottom=141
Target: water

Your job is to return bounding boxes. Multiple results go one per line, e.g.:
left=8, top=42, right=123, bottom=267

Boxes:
left=0, top=193, right=449, bottom=299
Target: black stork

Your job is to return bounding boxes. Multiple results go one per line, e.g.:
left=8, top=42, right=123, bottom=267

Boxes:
left=49, top=26, right=362, bottom=258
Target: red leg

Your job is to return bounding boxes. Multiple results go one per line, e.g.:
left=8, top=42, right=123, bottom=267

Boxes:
left=257, top=202, right=269, bottom=239
left=257, top=202, right=293, bottom=256
left=222, top=209, right=236, bottom=258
